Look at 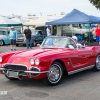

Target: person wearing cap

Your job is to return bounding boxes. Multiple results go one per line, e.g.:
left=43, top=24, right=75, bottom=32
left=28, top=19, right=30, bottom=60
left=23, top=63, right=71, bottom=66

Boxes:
left=72, top=36, right=82, bottom=49
left=9, top=26, right=18, bottom=51
left=24, top=26, right=32, bottom=49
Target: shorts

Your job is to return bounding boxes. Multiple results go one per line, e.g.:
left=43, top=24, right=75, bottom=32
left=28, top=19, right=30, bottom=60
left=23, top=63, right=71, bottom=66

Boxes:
left=10, top=39, right=16, bottom=45
left=96, top=36, right=100, bottom=42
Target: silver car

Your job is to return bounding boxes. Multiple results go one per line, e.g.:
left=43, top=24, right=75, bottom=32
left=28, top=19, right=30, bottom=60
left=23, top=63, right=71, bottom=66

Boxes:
left=16, top=30, right=46, bottom=46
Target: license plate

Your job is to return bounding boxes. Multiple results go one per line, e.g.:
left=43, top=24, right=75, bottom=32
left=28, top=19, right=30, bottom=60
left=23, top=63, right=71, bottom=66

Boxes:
left=8, top=71, right=18, bottom=78
left=17, top=40, right=23, bottom=42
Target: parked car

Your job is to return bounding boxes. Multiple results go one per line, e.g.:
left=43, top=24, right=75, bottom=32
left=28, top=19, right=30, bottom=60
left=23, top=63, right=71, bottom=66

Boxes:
left=0, top=36, right=100, bottom=86
left=0, top=31, right=10, bottom=46
left=16, top=30, right=46, bottom=46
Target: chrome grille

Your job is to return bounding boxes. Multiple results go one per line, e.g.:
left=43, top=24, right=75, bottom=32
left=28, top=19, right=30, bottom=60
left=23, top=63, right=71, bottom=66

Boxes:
left=4, top=64, right=27, bottom=71
left=17, top=39, right=24, bottom=42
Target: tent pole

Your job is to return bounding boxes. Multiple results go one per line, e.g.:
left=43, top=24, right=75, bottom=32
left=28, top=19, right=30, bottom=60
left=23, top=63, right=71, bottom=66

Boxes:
left=89, top=23, right=91, bottom=46
left=61, top=25, right=63, bottom=36
left=6, top=26, right=8, bottom=46
left=22, top=25, right=23, bottom=34
left=72, top=24, right=74, bottom=36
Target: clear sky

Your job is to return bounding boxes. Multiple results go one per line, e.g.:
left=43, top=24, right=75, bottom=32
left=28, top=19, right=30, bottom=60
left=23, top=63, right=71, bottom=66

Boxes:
left=0, top=0, right=100, bottom=16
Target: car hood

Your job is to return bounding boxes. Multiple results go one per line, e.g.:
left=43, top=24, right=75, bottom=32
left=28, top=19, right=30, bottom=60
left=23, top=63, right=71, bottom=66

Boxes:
left=15, top=48, right=63, bottom=57
left=6, top=48, right=63, bottom=66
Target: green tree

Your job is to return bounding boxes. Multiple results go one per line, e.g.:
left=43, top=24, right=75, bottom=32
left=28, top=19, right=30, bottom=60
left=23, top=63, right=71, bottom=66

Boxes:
left=89, top=0, right=100, bottom=9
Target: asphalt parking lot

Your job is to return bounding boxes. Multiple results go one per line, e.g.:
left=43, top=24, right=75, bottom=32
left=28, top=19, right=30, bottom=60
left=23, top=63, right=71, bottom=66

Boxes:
left=0, top=45, right=100, bottom=100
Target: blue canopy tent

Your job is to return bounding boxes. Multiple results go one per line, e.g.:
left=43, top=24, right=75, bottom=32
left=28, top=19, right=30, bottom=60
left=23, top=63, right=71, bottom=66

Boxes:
left=89, top=15, right=100, bottom=22
left=46, top=9, right=100, bottom=45
left=46, top=9, right=100, bottom=25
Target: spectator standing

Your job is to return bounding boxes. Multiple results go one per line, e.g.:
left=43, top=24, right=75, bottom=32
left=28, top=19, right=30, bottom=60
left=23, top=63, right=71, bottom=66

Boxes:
left=46, top=26, right=51, bottom=36
left=24, top=26, right=32, bottom=49
left=95, top=24, right=100, bottom=45
left=9, top=26, right=18, bottom=51
left=92, top=24, right=96, bottom=41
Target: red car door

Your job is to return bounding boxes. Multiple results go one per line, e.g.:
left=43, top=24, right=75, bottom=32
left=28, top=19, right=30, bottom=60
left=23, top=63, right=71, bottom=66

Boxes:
left=67, top=49, right=80, bottom=69
left=64, top=38, right=81, bottom=71
left=78, top=47, right=94, bottom=67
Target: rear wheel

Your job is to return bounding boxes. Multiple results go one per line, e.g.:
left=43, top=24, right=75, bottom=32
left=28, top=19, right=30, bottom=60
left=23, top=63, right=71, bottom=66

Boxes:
left=44, top=61, right=63, bottom=86
left=33, top=40, right=36, bottom=47
left=0, top=40, right=4, bottom=46
left=92, top=54, right=100, bottom=71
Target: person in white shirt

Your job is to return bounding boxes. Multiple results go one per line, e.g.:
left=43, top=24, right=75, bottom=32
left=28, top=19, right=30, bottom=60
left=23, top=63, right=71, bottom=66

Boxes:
left=46, top=26, right=51, bottom=36
left=72, top=36, right=82, bottom=49
left=92, top=25, right=96, bottom=40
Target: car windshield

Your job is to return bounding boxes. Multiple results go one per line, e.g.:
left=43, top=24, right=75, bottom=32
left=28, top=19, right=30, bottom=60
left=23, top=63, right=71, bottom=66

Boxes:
left=41, top=37, right=76, bottom=48
left=32, top=31, right=38, bottom=35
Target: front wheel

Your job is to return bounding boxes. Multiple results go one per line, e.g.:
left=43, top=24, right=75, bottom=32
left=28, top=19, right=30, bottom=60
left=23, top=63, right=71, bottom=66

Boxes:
left=44, top=61, right=63, bottom=86
left=92, top=54, right=100, bottom=71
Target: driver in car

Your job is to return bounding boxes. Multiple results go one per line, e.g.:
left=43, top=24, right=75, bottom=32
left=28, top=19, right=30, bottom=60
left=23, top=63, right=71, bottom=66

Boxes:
left=72, top=36, right=82, bottom=49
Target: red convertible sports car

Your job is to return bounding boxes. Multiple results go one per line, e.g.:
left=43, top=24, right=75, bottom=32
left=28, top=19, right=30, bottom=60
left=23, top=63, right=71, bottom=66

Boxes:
left=0, top=36, right=100, bottom=86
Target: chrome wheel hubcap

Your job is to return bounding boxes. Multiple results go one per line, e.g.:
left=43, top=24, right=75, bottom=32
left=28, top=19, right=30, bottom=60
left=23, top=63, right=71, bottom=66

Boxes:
left=48, top=64, right=62, bottom=83
left=96, top=55, right=100, bottom=69
left=0, top=40, right=3, bottom=46
left=33, top=41, right=36, bottom=46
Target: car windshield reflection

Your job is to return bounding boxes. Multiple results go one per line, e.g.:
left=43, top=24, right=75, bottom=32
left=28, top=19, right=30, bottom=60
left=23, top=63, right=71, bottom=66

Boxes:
left=32, top=31, right=38, bottom=35
left=41, top=37, right=76, bottom=49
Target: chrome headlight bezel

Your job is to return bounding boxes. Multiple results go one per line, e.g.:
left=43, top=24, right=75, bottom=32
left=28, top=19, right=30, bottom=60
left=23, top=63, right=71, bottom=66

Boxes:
left=0, top=56, right=2, bottom=63
left=30, top=59, right=34, bottom=65
left=35, top=59, right=40, bottom=65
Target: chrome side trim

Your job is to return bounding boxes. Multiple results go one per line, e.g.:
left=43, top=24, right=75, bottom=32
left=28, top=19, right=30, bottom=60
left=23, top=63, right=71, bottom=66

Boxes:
left=24, top=70, right=49, bottom=74
left=69, top=58, right=74, bottom=67
left=68, top=65, right=94, bottom=75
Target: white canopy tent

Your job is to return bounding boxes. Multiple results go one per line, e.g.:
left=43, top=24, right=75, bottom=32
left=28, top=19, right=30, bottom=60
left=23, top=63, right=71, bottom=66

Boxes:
left=23, top=17, right=51, bottom=26
left=12, top=17, right=27, bottom=23
left=0, top=16, right=22, bottom=45
left=0, top=16, right=22, bottom=26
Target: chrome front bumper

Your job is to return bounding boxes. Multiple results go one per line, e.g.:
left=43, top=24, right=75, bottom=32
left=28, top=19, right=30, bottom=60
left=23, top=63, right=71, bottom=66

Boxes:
left=24, top=70, right=49, bottom=74
left=0, top=67, right=49, bottom=74
left=0, top=67, right=5, bottom=70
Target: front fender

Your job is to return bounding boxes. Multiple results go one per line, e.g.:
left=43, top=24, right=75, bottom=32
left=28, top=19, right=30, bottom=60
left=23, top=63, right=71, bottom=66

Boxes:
left=0, top=50, right=27, bottom=64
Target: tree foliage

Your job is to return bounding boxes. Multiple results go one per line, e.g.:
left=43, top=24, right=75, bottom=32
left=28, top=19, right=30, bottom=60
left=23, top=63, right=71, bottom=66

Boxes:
left=89, top=0, right=100, bottom=9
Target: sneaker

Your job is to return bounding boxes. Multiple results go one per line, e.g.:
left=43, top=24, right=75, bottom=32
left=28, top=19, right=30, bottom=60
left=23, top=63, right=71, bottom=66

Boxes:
left=14, top=49, right=16, bottom=51
left=11, top=49, right=13, bottom=51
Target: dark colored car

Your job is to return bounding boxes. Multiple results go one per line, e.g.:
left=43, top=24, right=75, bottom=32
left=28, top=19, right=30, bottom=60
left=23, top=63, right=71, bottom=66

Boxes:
left=16, top=30, right=46, bottom=46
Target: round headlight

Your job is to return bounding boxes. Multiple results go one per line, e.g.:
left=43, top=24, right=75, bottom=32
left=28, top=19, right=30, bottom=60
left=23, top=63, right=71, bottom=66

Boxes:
left=35, top=59, right=40, bottom=65
left=0, top=57, right=2, bottom=63
left=30, top=59, right=34, bottom=65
